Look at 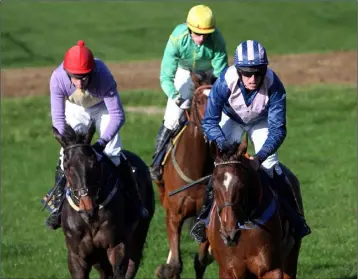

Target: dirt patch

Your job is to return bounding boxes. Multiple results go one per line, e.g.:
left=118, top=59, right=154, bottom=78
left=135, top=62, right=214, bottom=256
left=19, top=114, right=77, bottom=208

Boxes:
left=2, top=51, right=356, bottom=98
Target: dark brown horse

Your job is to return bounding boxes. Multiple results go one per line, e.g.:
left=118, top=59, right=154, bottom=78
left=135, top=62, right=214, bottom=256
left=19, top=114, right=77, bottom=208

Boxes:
left=154, top=72, right=215, bottom=279
left=206, top=137, right=303, bottom=279
left=53, top=122, right=155, bottom=279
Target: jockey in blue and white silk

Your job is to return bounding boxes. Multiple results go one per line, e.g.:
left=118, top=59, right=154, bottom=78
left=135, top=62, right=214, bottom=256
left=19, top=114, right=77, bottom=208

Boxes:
left=203, top=40, right=286, bottom=177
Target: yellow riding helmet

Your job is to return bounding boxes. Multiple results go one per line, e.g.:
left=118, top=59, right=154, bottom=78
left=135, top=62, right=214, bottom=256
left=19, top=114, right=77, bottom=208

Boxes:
left=186, top=5, right=216, bottom=34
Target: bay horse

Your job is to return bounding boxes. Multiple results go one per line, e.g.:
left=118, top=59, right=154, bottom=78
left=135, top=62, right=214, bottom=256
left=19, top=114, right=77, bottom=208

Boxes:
left=154, top=72, right=215, bottom=279
left=52, top=122, right=155, bottom=279
left=206, top=137, right=304, bottom=279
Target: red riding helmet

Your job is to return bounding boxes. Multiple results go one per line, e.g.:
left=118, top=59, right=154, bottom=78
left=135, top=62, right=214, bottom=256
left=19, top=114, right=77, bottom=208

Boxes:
left=63, top=40, right=94, bottom=75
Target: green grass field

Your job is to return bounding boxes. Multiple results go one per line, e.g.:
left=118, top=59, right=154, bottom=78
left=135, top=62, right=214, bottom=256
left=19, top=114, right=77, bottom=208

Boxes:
left=1, top=85, right=356, bottom=278
left=2, top=1, right=356, bottom=68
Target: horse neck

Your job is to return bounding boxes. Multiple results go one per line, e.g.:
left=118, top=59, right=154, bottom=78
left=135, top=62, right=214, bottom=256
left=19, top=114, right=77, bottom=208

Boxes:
left=175, top=122, right=211, bottom=176
left=96, top=155, right=120, bottom=201
left=238, top=169, right=264, bottom=214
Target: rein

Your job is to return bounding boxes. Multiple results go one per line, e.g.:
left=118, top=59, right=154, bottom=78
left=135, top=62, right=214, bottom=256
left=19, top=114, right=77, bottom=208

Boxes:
left=64, top=143, right=91, bottom=152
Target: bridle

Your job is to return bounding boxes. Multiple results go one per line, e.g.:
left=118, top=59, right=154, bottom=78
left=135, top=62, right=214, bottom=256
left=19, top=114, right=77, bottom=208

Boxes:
left=213, top=159, right=261, bottom=228
left=214, top=160, right=249, bottom=214
left=63, top=143, right=102, bottom=199
left=189, top=84, right=212, bottom=135
left=63, top=143, right=91, bottom=152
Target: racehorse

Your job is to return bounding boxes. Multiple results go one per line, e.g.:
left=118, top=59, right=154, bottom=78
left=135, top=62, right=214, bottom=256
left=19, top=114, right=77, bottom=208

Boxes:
left=154, top=72, right=216, bottom=279
left=53, top=122, right=155, bottom=279
left=205, top=136, right=303, bottom=279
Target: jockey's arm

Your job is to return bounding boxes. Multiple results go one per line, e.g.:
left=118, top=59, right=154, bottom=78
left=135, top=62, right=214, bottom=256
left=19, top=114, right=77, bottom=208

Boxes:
left=160, top=35, right=180, bottom=100
left=202, top=71, right=231, bottom=150
left=101, top=80, right=126, bottom=144
left=255, top=73, right=287, bottom=163
left=50, top=72, right=66, bottom=135
left=210, top=29, right=229, bottom=78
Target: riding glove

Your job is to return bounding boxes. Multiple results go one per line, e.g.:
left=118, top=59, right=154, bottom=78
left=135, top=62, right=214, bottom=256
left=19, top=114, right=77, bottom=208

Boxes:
left=92, top=139, right=107, bottom=154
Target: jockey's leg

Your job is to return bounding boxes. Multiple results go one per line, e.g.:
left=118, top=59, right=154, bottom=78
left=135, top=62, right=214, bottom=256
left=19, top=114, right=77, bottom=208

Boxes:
left=270, top=167, right=311, bottom=239
left=94, top=105, right=148, bottom=219
left=150, top=67, right=195, bottom=181
left=149, top=122, right=173, bottom=181
left=190, top=177, right=214, bottom=243
left=249, top=120, right=311, bottom=239
left=190, top=114, right=244, bottom=243
left=43, top=157, right=66, bottom=230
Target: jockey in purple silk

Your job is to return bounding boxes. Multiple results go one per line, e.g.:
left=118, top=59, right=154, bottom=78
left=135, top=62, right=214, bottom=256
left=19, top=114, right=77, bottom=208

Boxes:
left=42, top=40, right=148, bottom=230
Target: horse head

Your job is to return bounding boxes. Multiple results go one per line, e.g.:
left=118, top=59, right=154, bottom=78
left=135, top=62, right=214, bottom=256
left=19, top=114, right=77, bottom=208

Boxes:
left=212, top=134, right=262, bottom=246
left=52, top=121, right=103, bottom=217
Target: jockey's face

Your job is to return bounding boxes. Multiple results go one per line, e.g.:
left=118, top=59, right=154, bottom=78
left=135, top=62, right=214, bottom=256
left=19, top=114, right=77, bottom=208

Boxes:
left=69, top=74, right=90, bottom=89
left=241, top=74, right=262, bottom=91
left=190, top=31, right=209, bottom=46
left=238, top=66, right=267, bottom=91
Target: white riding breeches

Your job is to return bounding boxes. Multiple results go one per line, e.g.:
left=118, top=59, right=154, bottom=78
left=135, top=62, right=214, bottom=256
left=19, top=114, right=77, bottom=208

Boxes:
left=219, top=113, right=281, bottom=177
left=59, top=101, right=122, bottom=170
left=163, top=67, right=213, bottom=130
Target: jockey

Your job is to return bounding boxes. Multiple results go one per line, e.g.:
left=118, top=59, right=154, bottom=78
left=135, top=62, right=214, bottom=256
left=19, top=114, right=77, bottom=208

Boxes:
left=190, top=40, right=311, bottom=243
left=42, top=40, right=148, bottom=230
left=149, top=4, right=229, bottom=181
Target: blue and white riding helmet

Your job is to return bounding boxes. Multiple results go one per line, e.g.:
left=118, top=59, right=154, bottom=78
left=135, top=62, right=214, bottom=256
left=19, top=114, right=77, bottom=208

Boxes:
left=234, top=40, right=269, bottom=69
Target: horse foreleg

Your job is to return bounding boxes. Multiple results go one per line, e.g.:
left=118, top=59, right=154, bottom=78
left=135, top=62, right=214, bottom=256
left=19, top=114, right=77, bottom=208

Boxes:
left=155, top=210, right=184, bottom=279
left=194, top=241, right=213, bottom=279
left=67, top=250, right=91, bottom=279
left=108, top=242, right=127, bottom=279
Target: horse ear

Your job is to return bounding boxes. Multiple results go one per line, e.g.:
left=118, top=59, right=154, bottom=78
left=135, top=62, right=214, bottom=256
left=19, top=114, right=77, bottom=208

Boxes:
left=238, top=132, right=248, bottom=156
left=52, top=126, right=67, bottom=148
left=84, top=120, right=96, bottom=144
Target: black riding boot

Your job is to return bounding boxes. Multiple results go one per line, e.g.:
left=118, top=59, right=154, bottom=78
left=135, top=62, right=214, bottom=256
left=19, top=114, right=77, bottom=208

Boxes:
left=119, top=159, right=149, bottom=221
left=273, top=170, right=311, bottom=239
left=149, top=123, right=173, bottom=181
left=44, top=165, right=66, bottom=230
left=190, top=178, right=214, bottom=243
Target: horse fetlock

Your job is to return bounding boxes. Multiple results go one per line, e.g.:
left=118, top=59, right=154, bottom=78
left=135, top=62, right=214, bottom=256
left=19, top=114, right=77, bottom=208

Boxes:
left=155, top=263, right=182, bottom=279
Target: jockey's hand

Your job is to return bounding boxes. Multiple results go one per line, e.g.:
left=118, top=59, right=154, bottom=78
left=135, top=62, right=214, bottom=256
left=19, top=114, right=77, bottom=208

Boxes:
left=249, top=156, right=261, bottom=171
left=92, top=139, right=107, bottom=154
left=174, top=96, right=191, bottom=109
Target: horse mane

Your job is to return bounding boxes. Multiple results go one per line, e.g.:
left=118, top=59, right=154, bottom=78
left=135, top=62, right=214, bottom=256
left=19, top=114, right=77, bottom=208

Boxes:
left=61, top=124, right=87, bottom=144
left=220, top=142, right=242, bottom=161
left=193, top=71, right=216, bottom=85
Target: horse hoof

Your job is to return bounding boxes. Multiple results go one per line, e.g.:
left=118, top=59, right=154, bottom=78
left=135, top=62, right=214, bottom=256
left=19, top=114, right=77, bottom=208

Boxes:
left=155, top=264, right=180, bottom=279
